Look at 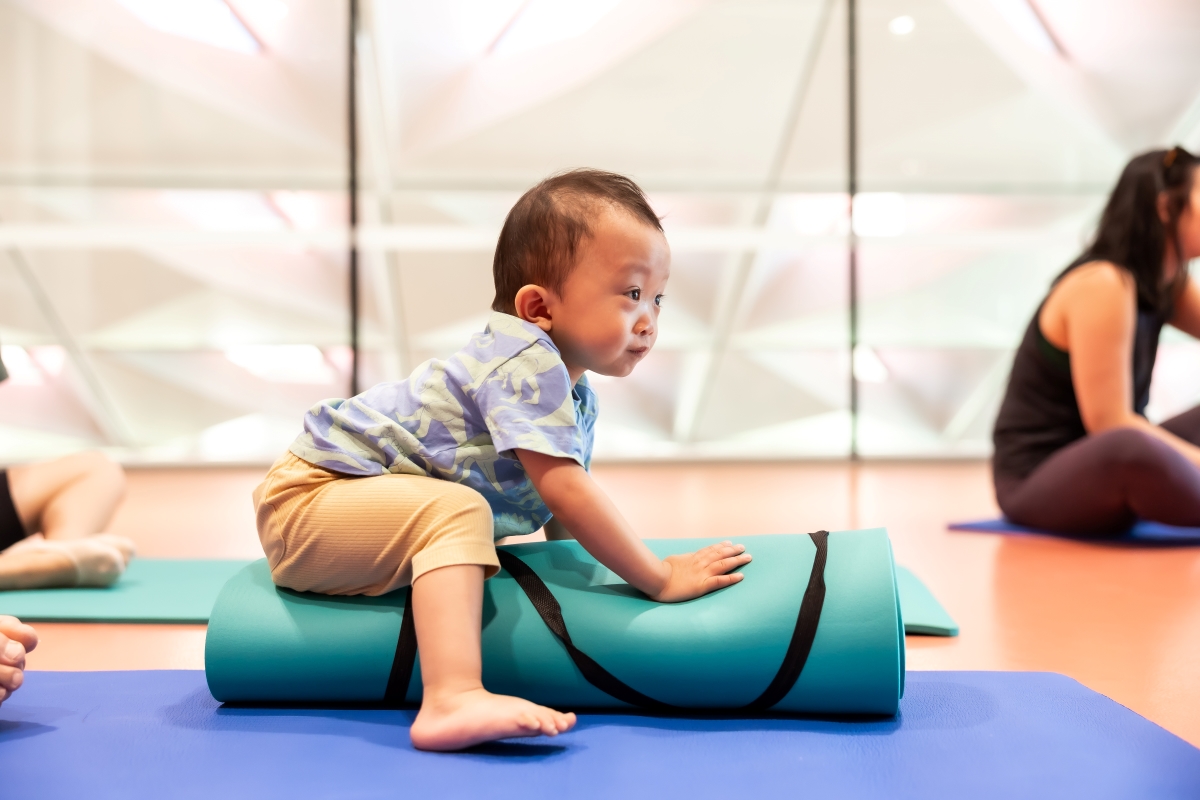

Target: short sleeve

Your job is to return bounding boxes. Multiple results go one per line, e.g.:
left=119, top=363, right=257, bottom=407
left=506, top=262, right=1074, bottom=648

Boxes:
left=471, top=342, right=588, bottom=466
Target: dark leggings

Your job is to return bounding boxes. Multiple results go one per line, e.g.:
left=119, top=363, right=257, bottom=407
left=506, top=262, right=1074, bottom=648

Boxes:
left=995, top=405, right=1200, bottom=536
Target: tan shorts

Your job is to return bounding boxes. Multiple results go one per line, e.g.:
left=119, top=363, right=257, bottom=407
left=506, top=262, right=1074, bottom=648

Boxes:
left=253, top=452, right=500, bottom=596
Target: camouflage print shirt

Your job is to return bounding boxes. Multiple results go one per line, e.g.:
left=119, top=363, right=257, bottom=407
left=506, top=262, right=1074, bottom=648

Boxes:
left=288, top=312, right=597, bottom=539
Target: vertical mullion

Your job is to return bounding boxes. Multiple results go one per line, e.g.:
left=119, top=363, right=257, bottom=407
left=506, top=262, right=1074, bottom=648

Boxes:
left=348, top=0, right=361, bottom=397
left=847, top=0, right=859, bottom=460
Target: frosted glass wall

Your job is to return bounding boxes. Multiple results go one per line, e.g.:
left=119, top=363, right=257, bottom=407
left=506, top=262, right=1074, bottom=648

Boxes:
left=1, top=0, right=1198, bottom=463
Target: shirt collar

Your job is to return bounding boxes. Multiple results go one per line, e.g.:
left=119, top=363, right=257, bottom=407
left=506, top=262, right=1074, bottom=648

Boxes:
left=485, top=311, right=560, bottom=355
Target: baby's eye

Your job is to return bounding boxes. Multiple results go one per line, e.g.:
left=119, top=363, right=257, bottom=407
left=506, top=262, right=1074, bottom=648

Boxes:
left=627, top=288, right=641, bottom=301
left=654, top=294, right=665, bottom=307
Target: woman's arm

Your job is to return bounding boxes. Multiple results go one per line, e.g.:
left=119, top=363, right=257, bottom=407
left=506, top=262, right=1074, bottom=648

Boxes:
left=1169, top=275, right=1200, bottom=338
left=515, top=449, right=750, bottom=602
left=1046, top=262, right=1200, bottom=467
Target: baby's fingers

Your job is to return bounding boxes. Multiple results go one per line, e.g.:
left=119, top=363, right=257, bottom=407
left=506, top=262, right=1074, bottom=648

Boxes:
left=703, top=572, right=744, bottom=592
left=696, top=542, right=745, bottom=564
left=708, top=553, right=752, bottom=576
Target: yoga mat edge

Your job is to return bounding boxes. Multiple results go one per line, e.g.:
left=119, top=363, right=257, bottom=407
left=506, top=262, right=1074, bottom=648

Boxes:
left=0, top=559, right=253, bottom=623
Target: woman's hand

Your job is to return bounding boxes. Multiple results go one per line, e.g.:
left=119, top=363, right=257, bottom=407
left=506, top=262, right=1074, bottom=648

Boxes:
left=0, top=615, right=37, bottom=706
left=650, top=541, right=751, bottom=603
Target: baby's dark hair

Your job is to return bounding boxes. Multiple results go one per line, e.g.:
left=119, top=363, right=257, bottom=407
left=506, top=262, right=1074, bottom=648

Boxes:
left=491, top=169, right=662, bottom=314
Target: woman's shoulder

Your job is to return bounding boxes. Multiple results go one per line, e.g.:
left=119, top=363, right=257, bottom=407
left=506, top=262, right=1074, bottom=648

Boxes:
left=1040, top=260, right=1136, bottom=348
left=1047, top=260, right=1136, bottom=315
left=1056, top=260, right=1134, bottom=294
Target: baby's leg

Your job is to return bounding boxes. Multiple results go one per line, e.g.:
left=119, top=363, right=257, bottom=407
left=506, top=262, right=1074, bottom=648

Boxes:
left=408, top=564, right=575, bottom=751
left=256, top=455, right=575, bottom=749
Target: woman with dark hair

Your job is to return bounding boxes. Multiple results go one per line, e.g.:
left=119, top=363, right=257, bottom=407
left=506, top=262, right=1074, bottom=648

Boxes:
left=993, top=146, right=1200, bottom=535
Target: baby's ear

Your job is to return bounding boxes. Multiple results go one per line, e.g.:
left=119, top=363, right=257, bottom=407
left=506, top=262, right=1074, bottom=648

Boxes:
left=513, top=285, right=554, bottom=331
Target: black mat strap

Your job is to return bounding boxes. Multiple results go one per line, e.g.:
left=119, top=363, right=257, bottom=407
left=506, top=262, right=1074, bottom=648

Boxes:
left=498, top=530, right=830, bottom=712
left=496, top=549, right=679, bottom=711
left=383, top=586, right=417, bottom=705
left=745, top=529, right=829, bottom=710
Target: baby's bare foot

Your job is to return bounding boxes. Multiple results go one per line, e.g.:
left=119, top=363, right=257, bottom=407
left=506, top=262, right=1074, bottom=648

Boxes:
left=409, top=688, right=575, bottom=751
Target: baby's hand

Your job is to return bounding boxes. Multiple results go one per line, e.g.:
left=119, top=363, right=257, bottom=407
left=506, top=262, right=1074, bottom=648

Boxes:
left=650, top=541, right=751, bottom=603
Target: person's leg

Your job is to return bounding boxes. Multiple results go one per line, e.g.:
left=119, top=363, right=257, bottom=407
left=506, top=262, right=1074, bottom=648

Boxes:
left=7, top=451, right=127, bottom=546
left=0, top=452, right=131, bottom=590
left=996, top=427, right=1200, bottom=536
left=1159, top=404, right=1200, bottom=445
left=257, top=455, right=575, bottom=750
left=407, top=564, right=575, bottom=751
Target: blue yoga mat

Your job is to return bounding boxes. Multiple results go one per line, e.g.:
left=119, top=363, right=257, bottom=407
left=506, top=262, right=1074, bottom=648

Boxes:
left=0, top=559, right=253, bottom=622
left=1, top=670, right=1197, bottom=799
left=950, top=518, right=1200, bottom=544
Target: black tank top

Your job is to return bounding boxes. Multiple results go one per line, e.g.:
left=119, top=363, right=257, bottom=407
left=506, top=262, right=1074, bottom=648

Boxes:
left=992, top=274, right=1170, bottom=480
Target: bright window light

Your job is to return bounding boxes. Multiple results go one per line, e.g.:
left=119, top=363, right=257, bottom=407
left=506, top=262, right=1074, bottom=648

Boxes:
left=269, top=191, right=327, bottom=230
left=117, top=0, right=261, bottom=54
left=853, top=344, right=889, bottom=384
left=888, top=16, right=915, bottom=36
left=1, top=345, right=43, bottom=386
left=225, top=345, right=335, bottom=384
left=29, top=346, right=66, bottom=377
left=231, top=0, right=289, bottom=39
left=852, top=193, right=907, bottom=238
left=988, top=0, right=1058, bottom=56
left=771, top=194, right=846, bottom=236
left=161, top=191, right=286, bottom=231
left=494, top=0, right=623, bottom=56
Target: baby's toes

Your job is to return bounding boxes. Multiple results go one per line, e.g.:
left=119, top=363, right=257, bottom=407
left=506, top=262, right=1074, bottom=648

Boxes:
left=534, top=710, right=559, bottom=736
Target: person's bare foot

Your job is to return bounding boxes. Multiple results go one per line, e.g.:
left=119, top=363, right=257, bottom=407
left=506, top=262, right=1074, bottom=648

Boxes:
left=7, top=533, right=135, bottom=567
left=0, top=546, right=77, bottom=590
left=409, top=687, right=576, bottom=751
left=0, top=538, right=123, bottom=589
left=89, top=534, right=136, bottom=566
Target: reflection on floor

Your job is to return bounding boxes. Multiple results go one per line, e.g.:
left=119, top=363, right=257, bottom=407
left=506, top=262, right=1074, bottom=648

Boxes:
left=21, top=462, right=1200, bottom=747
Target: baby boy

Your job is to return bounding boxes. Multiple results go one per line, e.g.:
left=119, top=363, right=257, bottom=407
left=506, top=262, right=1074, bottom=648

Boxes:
left=254, top=169, right=751, bottom=751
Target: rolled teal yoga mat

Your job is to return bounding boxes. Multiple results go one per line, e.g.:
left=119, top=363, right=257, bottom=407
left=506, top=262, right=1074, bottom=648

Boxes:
left=206, top=530, right=906, bottom=714
left=0, top=559, right=252, bottom=623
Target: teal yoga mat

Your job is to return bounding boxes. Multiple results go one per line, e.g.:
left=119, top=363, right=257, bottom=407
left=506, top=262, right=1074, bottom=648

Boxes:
left=0, top=559, right=252, bottom=623
left=896, top=566, right=958, bottom=636
left=206, top=530, right=906, bottom=714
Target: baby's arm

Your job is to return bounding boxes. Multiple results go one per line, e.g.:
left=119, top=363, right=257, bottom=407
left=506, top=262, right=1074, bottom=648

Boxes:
left=516, top=450, right=750, bottom=602
left=543, top=518, right=574, bottom=540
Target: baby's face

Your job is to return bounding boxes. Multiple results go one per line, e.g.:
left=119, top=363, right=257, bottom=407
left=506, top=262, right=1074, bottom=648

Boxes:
left=546, top=207, right=670, bottom=381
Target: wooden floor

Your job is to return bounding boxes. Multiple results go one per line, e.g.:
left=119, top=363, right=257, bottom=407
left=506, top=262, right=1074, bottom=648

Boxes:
left=21, top=461, right=1200, bottom=747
